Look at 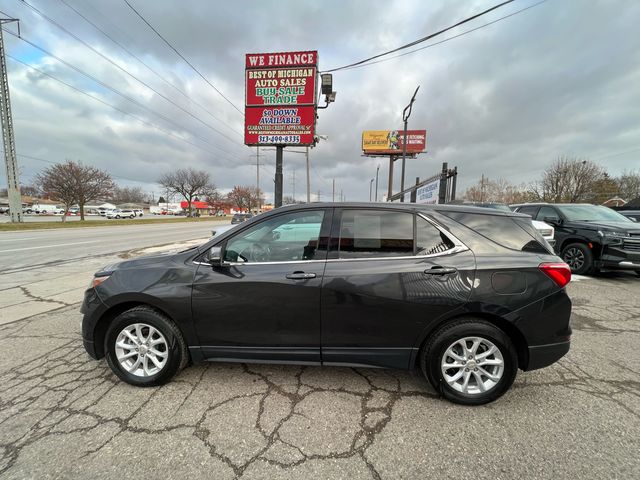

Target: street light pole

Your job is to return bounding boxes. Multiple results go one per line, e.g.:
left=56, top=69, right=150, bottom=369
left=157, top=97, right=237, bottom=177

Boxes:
left=369, top=178, right=374, bottom=201
left=400, top=86, right=420, bottom=202
left=375, top=164, right=380, bottom=202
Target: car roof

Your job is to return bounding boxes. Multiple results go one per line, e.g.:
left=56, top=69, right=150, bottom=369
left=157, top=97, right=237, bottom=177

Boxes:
left=265, top=202, right=528, bottom=218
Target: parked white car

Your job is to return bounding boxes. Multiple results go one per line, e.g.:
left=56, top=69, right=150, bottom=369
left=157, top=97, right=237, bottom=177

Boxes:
left=106, top=209, right=136, bottom=219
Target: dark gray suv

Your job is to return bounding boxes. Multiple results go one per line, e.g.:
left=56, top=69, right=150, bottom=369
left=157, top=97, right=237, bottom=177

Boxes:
left=82, top=203, right=572, bottom=405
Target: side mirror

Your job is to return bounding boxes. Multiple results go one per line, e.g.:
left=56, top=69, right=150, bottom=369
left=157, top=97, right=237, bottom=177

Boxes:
left=543, top=216, right=561, bottom=226
left=207, top=246, right=223, bottom=266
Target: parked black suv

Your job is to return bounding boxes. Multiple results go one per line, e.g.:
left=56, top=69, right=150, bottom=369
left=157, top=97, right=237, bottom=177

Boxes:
left=82, top=203, right=572, bottom=405
left=512, top=203, right=640, bottom=276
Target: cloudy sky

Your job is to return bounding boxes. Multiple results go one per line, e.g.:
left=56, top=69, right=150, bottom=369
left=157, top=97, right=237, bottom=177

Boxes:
left=1, top=0, right=639, bottom=203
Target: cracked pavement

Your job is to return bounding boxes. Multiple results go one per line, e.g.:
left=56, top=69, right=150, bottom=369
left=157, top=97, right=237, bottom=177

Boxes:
left=1, top=261, right=639, bottom=478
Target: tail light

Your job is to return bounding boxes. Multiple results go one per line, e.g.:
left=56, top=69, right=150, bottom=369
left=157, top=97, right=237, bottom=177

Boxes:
left=539, top=263, right=571, bottom=288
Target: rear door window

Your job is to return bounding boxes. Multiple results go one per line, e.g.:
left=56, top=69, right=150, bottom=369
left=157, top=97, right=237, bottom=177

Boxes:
left=338, top=210, right=414, bottom=259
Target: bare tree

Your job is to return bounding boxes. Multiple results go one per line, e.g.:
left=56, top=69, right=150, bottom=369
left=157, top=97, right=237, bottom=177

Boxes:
left=227, top=185, right=254, bottom=212
left=616, top=170, right=640, bottom=201
left=36, top=161, right=78, bottom=222
left=158, top=168, right=216, bottom=216
left=112, top=186, right=146, bottom=204
left=463, top=177, right=531, bottom=204
left=531, top=156, right=604, bottom=203
left=72, top=163, right=115, bottom=220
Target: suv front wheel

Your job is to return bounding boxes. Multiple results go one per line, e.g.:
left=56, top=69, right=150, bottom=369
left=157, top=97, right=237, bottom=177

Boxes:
left=105, top=307, right=188, bottom=386
left=421, top=319, right=518, bottom=405
left=562, top=242, right=593, bottom=275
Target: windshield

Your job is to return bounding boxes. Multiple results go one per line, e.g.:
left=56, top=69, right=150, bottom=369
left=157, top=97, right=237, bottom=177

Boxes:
left=557, top=205, right=632, bottom=222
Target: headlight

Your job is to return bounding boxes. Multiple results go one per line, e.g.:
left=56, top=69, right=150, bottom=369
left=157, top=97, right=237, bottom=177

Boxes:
left=597, top=230, right=629, bottom=238
left=90, top=275, right=111, bottom=289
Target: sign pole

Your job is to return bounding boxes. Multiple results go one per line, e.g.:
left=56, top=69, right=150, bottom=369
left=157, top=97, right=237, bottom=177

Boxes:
left=275, top=146, right=284, bottom=207
left=306, top=146, right=310, bottom=203
left=387, top=155, right=395, bottom=201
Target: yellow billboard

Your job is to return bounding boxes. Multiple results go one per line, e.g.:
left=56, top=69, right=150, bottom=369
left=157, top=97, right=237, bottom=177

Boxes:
left=362, top=130, right=426, bottom=154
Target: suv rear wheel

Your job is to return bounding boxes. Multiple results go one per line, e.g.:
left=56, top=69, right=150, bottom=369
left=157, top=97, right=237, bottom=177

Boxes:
left=562, top=242, right=593, bottom=275
left=421, top=319, right=518, bottom=405
left=105, top=307, right=188, bottom=386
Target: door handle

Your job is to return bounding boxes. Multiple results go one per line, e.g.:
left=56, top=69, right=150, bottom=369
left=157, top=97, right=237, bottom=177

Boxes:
left=286, top=272, right=317, bottom=280
left=423, top=266, right=457, bottom=276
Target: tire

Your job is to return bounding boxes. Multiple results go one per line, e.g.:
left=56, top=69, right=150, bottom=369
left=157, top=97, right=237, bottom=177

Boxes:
left=105, top=306, right=188, bottom=387
left=562, top=242, right=593, bottom=275
left=421, top=318, right=518, bottom=406
left=635, top=271, right=640, bottom=278
left=116, top=215, right=121, bottom=219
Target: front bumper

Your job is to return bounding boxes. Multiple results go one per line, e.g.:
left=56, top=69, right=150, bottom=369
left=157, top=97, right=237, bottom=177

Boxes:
left=81, top=288, right=108, bottom=359
left=595, top=241, right=640, bottom=271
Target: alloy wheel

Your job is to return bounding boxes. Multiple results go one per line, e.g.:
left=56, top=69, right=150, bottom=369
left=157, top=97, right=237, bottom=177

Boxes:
left=441, top=337, right=504, bottom=395
left=115, top=323, right=168, bottom=377
left=563, top=247, right=584, bottom=271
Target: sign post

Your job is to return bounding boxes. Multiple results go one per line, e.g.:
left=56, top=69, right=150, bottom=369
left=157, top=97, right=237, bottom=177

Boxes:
left=245, top=51, right=318, bottom=207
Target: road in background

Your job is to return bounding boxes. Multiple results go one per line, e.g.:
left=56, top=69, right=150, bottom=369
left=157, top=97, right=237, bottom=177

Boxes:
left=0, top=214, right=221, bottom=223
left=0, top=221, right=226, bottom=272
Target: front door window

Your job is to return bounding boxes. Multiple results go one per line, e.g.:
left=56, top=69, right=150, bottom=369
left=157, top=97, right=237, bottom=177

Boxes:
left=224, top=210, right=325, bottom=263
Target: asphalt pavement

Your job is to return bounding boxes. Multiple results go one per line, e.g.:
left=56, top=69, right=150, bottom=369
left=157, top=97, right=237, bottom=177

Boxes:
left=0, top=224, right=638, bottom=479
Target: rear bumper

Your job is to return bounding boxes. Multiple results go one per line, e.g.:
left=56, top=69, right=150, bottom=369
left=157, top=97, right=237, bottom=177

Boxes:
left=525, top=341, right=570, bottom=371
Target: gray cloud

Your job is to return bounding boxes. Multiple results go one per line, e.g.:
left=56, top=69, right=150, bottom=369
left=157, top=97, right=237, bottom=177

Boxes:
left=2, top=0, right=639, bottom=202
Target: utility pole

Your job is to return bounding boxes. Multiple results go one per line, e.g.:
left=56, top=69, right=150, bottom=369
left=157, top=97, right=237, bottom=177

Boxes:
left=369, top=178, right=374, bottom=201
left=0, top=18, right=22, bottom=223
left=340, top=189, right=343, bottom=202
left=480, top=174, right=486, bottom=203
left=332, top=179, right=335, bottom=202
left=317, top=190, right=321, bottom=201
left=400, top=86, right=420, bottom=203
left=291, top=169, right=296, bottom=201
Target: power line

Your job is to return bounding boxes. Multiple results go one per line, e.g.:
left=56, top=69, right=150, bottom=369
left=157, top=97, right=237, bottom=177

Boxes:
left=6, top=54, right=238, bottom=163
left=323, top=0, right=515, bottom=73
left=16, top=152, right=149, bottom=184
left=16, top=0, right=244, bottom=146
left=593, top=147, right=640, bottom=162
left=3, top=29, right=243, bottom=161
left=340, top=0, right=548, bottom=72
left=56, top=0, right=243, bottom=139
left=123, top=0, right=244, bottom=116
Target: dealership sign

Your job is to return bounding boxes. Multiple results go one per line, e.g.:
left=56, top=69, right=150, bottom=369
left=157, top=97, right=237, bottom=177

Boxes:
left=415, top=178, right=440, bottom=204
left=245, top=51, right=317, bottom=146
left=362, top=130, right=427, bottom=155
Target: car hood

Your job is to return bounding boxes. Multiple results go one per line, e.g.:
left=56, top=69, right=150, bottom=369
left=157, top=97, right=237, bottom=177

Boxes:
left=98, top=252, right=178, bottom=274
left=567, top=220, right=640, bottom=233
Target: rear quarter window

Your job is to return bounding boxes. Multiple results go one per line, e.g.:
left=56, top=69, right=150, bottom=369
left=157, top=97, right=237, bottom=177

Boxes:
left=439, top=211, right=549, bottom=254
